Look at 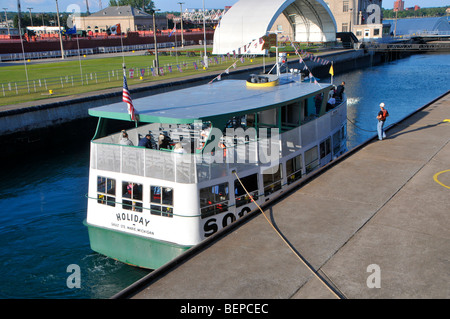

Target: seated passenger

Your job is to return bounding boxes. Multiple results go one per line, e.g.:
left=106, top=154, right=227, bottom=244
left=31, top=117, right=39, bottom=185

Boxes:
left=174, top=142, right=187, bottom=154
left=138, top=134, right=153, bottom=149
left=326, top=95, right=336, bottom=111
left=119, top=130, right=133, bottom=146
left=158, top=133, right=171, bottom=149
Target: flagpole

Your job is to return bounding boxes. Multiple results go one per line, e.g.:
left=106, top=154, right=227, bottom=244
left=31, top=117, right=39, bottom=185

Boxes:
left=17, top=0, right=30, bottom=93
left=331, top=61, right=334, bottom=85
left=55, top=0, right=65, bottom=59
left=76, top=31, right=83, bottom=85
left=119, top=24, right=125, bottom=66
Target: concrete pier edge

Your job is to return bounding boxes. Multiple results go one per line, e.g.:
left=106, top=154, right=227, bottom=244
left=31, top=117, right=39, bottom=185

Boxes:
left=111, top=89, right=449, bottom=299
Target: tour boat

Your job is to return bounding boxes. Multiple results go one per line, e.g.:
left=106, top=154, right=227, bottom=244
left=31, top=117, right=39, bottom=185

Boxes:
left=85, top=56, right=347, bottom=269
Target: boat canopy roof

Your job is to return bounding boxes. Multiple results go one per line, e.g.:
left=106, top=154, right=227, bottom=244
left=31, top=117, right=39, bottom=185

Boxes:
left=89, top=76, right=331, bottom=124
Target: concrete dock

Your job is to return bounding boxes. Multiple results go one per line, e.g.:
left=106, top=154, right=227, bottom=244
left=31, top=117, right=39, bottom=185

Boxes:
left=115, top=92, right=450, bottom=299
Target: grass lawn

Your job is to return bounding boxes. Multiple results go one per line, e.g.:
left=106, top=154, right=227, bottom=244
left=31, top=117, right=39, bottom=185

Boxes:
left=0, top=42, right=322, bottom=106
left=0, top=49, right=280, bottom=106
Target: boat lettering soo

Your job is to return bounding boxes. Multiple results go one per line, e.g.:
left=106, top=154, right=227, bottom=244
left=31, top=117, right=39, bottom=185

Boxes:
left=85, top=54, right=348, bottom=269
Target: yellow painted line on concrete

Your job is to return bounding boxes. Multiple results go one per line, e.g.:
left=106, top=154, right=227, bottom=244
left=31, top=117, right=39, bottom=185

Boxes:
left=433, top=169, right=450, bottom=189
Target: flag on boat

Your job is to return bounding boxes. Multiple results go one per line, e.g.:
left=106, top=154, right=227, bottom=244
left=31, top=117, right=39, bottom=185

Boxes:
left=329, top=64, right=334, bottom=76
left=168, top=24, right=176, bottom=37
left=122, top=75, right=136, bottom=121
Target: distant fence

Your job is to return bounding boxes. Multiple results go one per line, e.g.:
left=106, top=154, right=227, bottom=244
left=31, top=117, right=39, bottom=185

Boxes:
left=0, top=40, right=199, bottom=62
left=0, top=44, right=256, bottom=98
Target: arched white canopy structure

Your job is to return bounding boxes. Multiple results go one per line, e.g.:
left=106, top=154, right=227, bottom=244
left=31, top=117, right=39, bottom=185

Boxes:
left=212, top=0, right=337, bottom=55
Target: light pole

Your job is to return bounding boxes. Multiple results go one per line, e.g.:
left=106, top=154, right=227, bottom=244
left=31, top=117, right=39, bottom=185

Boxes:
left=27, top=7, right=33, bottom=26
left=202, top=0, right=208, bottom=68
left=55, top=0, right=65, bottom=59
left=178, top=2, right=184, bottom=48
left=2, top=8, right=10, bottom=36
left=150, top=8, right=161, bottom=75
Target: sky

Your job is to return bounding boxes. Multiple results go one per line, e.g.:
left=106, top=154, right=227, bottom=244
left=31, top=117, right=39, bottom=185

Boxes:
left=2, top=0, right=448, bottom=13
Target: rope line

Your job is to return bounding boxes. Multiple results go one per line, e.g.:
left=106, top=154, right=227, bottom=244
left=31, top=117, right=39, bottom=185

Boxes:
left=347, top=116, right=377, bottom=132
left=233, top=171, right=346, bottom=299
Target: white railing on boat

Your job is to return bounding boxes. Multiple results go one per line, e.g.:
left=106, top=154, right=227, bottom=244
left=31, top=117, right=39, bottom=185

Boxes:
left=90, top=102, right=347, bottom=184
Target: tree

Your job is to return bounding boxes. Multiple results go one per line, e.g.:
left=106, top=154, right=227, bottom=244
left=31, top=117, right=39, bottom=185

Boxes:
left=109, top=0, right=155, bottom=14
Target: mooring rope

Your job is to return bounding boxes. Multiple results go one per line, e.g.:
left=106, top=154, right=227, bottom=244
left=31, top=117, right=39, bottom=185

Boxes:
left=233, top=171, right=346, bottom=299
left=347, top=116, right=377, bottom=133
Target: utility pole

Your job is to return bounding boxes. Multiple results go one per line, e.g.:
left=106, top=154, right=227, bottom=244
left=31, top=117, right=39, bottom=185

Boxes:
left=2, top=8, right=10, bottom=36
left=202, top=0, right=208, bottom=68
left=27, top=7, right=33, bottom=26
left=55, top=0, right=65, bottom=59
left=150, top=8, right=161, bottom=75
left=178, top=2, right=184, bottom=48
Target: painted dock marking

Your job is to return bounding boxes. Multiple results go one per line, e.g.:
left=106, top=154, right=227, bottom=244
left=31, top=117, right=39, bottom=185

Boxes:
left=433, top=170, right=450, bottom=190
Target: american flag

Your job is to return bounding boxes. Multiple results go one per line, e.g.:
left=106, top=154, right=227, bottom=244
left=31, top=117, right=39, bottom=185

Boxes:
left=122, top=75, right=136, bottom=121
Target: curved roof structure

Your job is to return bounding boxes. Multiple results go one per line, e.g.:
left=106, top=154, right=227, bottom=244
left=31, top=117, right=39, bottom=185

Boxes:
left=212, top=0, right=336, bottom=55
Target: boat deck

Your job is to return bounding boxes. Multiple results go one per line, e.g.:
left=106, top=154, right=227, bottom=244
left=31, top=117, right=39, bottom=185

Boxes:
left=116, top=91, right=450, bottom=299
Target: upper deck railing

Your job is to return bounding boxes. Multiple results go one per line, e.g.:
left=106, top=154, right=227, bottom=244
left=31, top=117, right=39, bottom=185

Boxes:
left=90, top=99, right=347, bottom=184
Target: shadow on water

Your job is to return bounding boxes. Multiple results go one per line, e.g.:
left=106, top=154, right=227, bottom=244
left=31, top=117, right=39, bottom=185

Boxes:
left=0, top=118, right=151, bottom=299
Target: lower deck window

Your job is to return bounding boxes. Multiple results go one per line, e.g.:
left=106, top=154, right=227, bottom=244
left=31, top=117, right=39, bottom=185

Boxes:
left=122, top=182, right=143, bottom=212
left=286, top=155, right=302, bottom=184
left=200, top=183, right=229, bottom=218
left=263, top=164, right=282, bottom=196
left=97, top=176, right=116, bottom=207
left=305, top=146, right=319, bottom=173
left=333, top=131, right=342, bottom=155
left=150, top=186, right=174, bottom=217
left=234, top=173, right=259, bottom=207
left=320, top=138, right=331, bottom=158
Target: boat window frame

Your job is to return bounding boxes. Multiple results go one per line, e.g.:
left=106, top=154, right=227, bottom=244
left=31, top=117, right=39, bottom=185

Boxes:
left=263, top=164, right=283, bottom=196
left=122, top=181, right=143, bottom=212
left=200, top=182, right=229, bottom=219
left=234, top=173, right=259, bottom=207
left=305, top=146, right=319, bottom=174
left=150, top=185, right=174, bottom=218
left=286, top=154, right=303, bottom=185
left=320, top=138, right=331, bottom=159
left=97, top=176, right=116, bottom=207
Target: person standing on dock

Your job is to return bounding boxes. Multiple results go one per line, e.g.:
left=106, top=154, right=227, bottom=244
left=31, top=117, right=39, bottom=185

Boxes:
left=377, top=103, right=389, bottom=140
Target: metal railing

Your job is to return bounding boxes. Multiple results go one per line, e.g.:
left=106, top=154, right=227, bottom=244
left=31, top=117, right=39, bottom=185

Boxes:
left=90, top=101, right=347, bottom=184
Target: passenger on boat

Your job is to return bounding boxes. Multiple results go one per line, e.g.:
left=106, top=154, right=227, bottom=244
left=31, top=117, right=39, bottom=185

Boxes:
left=174, top=142, right=187, bottom=154
left=336, top=81, right=345, bottom=101
left=119, top=130, right=133, bottom=146
left=138, top=134, right=153, bottom=149
left=158, top=133, right=171, bottom=149
left=201, top=125, right=211, bottom=142
left=314, top=93, right=323, bottom=115
left=326, top=94, right=336, bottom=111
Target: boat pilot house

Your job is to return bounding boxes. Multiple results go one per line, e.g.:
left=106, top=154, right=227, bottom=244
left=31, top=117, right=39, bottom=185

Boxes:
left=85, top=68, right=347, bottom=269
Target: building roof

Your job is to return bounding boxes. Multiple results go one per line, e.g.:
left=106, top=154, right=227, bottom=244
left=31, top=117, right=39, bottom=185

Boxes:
left=385, top=17, right=450, bottom=35
left=212, top=0, right=336, bottom=55
left=89, top=6, right=151, bottom=18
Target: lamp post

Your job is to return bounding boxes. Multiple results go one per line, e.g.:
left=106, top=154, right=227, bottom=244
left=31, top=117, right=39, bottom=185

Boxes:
left=2, top=8, right=9, bottom=36
left=178, top=2, right=184, bottom=48
left=55, top=0, right=65, bottom=59
left=202, top=0, right=208, bottom=68
left=150, top=8, right=161, bottom=75
left=27, top=7, right=33, bottom=26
